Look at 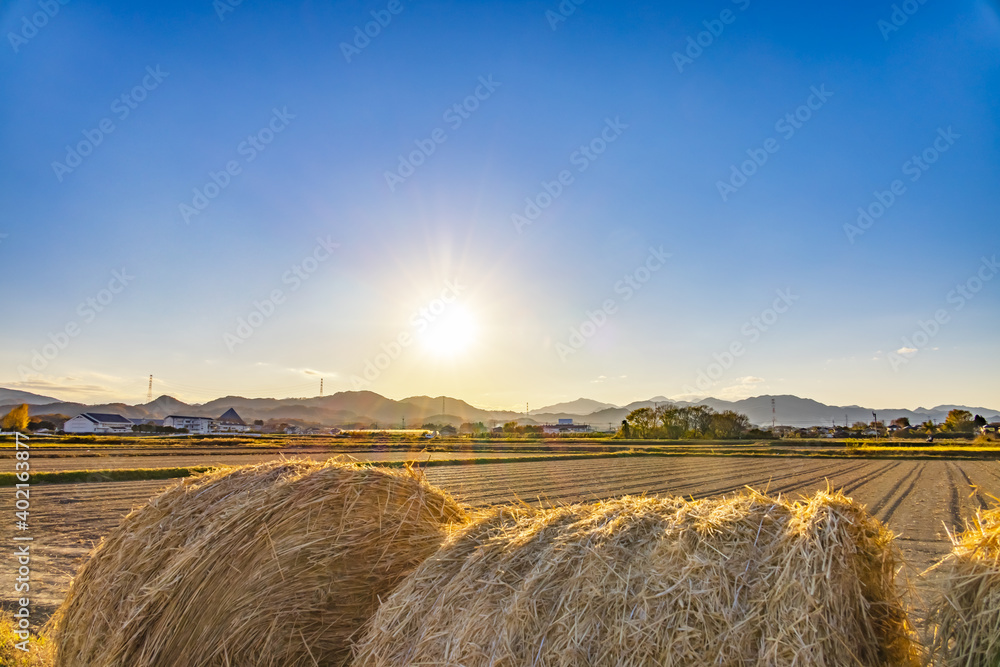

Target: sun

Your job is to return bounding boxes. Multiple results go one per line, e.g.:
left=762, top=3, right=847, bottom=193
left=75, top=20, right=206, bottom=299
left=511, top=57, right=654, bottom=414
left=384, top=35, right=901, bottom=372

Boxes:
left=419, top=306, right=478, bottom=359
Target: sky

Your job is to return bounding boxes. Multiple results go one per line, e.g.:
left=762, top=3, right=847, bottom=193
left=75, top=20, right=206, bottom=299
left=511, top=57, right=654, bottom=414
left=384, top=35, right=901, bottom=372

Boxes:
left=1, top=0, right=998, bottom=411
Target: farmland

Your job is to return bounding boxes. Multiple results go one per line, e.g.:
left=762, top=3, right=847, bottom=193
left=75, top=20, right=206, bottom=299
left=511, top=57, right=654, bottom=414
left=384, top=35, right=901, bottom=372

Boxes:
left=3, top=447, right=1000, bottom=621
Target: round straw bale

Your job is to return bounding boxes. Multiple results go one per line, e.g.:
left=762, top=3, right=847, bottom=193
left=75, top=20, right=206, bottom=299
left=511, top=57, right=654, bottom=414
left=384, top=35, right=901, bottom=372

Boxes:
left=353, top=489, right=916, bottom=667
left=49, top=459, right=466, bottom=667
left=925, top=507, right=1000, bottom=666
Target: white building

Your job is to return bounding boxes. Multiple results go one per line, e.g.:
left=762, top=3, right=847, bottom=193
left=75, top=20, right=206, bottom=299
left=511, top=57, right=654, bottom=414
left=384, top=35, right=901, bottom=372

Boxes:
left=64, top=413, right=134, bottom=434
left=163, top=409, right=249, bottom=434
left=541, top=418, right=592, bottom=435
left=163, top=415, right=214, bottom=433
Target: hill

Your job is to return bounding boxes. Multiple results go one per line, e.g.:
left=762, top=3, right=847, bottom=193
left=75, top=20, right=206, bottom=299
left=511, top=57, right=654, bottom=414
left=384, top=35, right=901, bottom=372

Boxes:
left=1, top=387, right=996, bottom=430
left=531, top=398, right=619, bottom=416
left=0, top=388, right=63, bottom=405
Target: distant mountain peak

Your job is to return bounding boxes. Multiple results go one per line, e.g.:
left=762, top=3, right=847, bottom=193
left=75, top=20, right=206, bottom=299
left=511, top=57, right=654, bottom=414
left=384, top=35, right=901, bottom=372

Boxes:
left=531, top=398, right=620, bottom=416
left=0, top=388, right=64, bottom=406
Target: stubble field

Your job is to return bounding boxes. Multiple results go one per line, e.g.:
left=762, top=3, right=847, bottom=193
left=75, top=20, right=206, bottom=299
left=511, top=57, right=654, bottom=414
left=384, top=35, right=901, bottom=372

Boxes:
left=3, top=452, right=998, bottom=620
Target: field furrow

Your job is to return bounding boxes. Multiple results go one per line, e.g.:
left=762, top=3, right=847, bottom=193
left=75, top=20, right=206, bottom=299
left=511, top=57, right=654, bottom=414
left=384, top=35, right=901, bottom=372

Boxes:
left=5, top=455, right=1000, bottom=622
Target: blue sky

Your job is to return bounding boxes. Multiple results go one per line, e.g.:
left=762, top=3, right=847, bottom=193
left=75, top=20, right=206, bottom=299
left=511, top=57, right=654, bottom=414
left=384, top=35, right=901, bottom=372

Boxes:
left=1, top=0, right=998, bottom=410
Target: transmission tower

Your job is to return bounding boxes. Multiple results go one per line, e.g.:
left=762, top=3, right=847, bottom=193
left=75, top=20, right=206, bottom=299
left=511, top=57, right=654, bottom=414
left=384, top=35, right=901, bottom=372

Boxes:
left=771, top=398, right=776, bottom=432
left=320, top=378, right=324, bottom=397
left=147, top=375, right=153, bottom=402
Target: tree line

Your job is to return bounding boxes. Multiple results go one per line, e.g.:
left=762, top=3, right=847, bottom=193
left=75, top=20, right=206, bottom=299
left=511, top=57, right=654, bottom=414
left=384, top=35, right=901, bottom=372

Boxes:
left=619, top=404, right=751, bottom=439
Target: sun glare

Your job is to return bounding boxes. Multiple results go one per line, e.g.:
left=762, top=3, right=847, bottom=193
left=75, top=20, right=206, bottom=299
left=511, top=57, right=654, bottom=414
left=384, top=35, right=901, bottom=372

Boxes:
left=419, top=306, right=478, bottom=359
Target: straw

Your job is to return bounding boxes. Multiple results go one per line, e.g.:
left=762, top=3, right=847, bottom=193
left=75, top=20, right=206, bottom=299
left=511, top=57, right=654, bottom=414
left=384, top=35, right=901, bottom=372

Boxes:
left=925, top=507, right=1000, bottom=666
left=353, top=489, right=917, bottom=666
left=48, top=459, right=466, bottom=667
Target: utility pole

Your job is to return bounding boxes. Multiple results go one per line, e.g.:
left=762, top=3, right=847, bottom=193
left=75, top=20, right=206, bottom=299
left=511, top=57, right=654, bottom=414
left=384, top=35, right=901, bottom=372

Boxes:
left=872, top=411, right=878, bottom=442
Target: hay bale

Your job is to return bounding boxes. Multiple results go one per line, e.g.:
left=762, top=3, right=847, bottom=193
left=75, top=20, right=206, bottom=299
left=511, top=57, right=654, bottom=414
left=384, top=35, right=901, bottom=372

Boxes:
left=353, top=489, right=917, bottom=666
left=925, top=507, right=1000, bottom=666
left=49, top=459, right=466, bottom=667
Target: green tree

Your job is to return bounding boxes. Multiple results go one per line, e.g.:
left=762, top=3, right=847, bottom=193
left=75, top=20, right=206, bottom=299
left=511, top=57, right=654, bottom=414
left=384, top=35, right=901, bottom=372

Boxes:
left=686, top=405, right=715, bottom=437
left=890, top=417, right=910, bottom=428
left=944, top=409, right=974, bottom=432
left=624, top=407, right=655, bottom=438
left=974, top=414, right=988, bottom=428
left=654, top=404, right=685, bottom=438
left=1, top=404, right=29, bottom=432
left=710, top=410, right=751, bottom=439
left=459, top=422, right=486, bottom=434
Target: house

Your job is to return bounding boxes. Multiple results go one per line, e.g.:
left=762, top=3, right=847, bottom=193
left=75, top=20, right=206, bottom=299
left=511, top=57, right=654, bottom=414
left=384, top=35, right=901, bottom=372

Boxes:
left=541, top=419, right=592, bottom=435
left=64, top=413, right=134, bottom=434
left=215, top=408, right=249, bottom=433
left=979, top=423, right=1000, bottom=436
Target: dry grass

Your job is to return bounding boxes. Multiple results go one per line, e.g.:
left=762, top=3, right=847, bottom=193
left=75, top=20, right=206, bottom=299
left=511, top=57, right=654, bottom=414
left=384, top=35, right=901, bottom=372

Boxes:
left=353, top=489, right=917, bottom=666
left=47, top=459, right=466, bottom=667
left=925, top=507, right=1000, bottom=666
left=0, top=612, right=52, bottom=667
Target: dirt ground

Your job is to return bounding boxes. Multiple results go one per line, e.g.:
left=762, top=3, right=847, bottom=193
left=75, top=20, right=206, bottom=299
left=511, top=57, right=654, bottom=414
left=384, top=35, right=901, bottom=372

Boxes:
left=12, top=448, right=584, bottom=472
left=3, top=455, right=997, bottom=622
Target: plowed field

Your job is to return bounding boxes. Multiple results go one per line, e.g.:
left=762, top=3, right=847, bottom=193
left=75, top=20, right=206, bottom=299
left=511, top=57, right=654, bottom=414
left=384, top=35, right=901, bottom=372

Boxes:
left=4, top=455, right=998, bottom=619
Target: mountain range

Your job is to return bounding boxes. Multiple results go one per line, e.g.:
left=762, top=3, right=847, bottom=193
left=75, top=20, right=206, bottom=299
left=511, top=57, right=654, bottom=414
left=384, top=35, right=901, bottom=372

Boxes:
left=2, top=388, right=997, bottom=430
